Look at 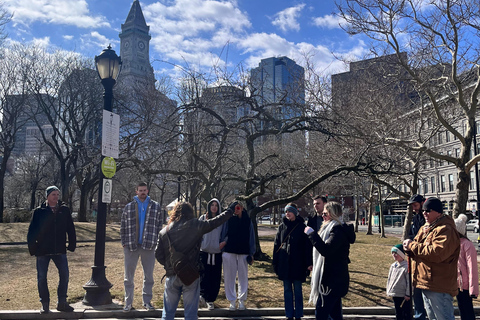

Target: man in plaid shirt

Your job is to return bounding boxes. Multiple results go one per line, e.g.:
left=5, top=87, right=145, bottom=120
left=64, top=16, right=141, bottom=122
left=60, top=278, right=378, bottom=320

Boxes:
left=121, top=182, right=163, bottom=312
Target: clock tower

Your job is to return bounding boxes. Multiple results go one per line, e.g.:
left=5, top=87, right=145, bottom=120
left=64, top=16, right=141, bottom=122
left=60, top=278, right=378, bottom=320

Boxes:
left=119, top=0, right=155, bottom=88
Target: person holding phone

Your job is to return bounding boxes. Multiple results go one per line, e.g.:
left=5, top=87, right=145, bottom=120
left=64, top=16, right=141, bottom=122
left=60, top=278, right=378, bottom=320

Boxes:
left=220, top=203, right=256, bottom=310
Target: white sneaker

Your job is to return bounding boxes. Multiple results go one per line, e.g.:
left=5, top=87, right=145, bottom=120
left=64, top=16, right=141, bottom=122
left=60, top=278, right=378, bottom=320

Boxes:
left=238, top=300, right=246, bottom=310
left=228, top=302, right=236, bottom=310
left=207, top=302, right=214, bottom=310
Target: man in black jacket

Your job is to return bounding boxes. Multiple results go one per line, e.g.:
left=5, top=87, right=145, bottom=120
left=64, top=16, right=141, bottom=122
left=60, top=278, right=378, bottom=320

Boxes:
left=407, top=194, right=426, bottom=320
left=307, top=195, right=327, bottom=232
left=27, top=186, right=76, bottom=314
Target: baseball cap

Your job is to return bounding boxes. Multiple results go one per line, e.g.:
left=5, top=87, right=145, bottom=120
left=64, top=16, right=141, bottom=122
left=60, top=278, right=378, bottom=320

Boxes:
left=408, top=194, right=425, bottom=205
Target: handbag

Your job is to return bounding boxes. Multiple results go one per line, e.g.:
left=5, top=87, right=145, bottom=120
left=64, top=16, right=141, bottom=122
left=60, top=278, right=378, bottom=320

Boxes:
left=165, top=225, right=200, bottom=286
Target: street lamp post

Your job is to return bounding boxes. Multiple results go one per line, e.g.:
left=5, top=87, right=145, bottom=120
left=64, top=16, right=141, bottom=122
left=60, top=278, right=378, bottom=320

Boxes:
left=83, top=45, right=121, bottom=305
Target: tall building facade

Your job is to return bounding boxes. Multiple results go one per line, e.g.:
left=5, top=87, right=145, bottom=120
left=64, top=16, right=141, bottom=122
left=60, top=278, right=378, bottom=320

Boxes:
left=251, top=56, right=305, bottom=117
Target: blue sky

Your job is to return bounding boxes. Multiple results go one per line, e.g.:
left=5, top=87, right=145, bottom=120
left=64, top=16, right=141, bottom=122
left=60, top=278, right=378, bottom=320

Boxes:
left=3, top=0, right=368, bottom=77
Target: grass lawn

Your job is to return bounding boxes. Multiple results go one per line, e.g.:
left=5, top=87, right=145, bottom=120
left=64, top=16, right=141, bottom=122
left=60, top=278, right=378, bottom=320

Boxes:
left=0, top=222, right=478, bottom=310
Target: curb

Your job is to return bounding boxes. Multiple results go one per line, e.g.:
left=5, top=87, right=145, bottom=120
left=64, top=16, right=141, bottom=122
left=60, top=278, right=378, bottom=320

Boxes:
left=1, top=306, right=479, bottom=319
left=0, top=307, right=393, bottom=319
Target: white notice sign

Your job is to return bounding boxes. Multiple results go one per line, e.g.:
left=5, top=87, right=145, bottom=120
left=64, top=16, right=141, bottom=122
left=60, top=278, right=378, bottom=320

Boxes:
left=102, top=179, right=112, bottom=203
left=102, top=110, right=120, bottom=158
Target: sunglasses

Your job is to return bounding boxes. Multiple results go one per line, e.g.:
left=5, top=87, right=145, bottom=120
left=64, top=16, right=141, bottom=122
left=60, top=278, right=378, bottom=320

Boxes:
left=423, top=209, right=431, bottom=213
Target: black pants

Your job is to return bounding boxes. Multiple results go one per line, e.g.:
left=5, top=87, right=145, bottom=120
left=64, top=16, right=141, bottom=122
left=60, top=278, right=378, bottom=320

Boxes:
left=457, top=289, right=475, bottom=320
left=315, top=293, right=343, bottom=320
left=393, top=296, right=411, bottom=320
left=199, top=251, right=222, bottom=302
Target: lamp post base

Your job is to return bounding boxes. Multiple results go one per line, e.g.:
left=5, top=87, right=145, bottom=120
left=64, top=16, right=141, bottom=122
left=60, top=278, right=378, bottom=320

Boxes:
left=83, top=266, right=113, bottom=306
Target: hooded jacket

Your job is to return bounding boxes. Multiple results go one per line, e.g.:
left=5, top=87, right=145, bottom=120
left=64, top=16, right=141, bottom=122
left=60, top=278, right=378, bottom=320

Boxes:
left=409, top=214, right=460, bottom=297
left=199, top=198, right=224, bottom=254
left=457, top=237, right=479, bottom=297
left=27, top=201, right=76, bottom=256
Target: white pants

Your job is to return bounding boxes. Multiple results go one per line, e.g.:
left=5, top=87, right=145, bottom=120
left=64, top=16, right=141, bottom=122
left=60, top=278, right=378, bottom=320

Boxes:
left=222, top=252, right=249, bottom=302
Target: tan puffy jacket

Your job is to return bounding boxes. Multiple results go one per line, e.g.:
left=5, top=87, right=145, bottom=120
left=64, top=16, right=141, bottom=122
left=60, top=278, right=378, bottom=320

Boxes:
left=409, top=215, right=460, bottom=297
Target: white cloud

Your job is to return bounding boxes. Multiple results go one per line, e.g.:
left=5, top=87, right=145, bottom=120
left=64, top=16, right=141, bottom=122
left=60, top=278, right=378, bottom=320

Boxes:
left=271, top=4, right=306, bottom=32
left=144, top=0, right=251, bottom=68
left=63, top=35, right=74, bottom=41
left=312, top=14, right=343, bottom=29
left=31, top=37, right=51, bottom=49
left=4, top=0, right=110, bottom=28
left=79, top=31, right=120, bottom=56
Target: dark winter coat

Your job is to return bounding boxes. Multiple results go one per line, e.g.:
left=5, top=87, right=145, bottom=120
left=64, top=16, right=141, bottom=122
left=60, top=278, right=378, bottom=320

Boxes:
left=273, top=215, right=311, bottom=282
left=408, top=213, right=426, bottom=240
left=308, top=223, right=355, bottom=297
left=27, top=201, right=76, bottom=256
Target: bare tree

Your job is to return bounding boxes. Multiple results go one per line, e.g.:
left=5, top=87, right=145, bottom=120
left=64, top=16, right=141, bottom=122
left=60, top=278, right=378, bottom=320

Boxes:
left=337, top=0, right=480, bottom=217
left=0, top=44, right=31, bottom=222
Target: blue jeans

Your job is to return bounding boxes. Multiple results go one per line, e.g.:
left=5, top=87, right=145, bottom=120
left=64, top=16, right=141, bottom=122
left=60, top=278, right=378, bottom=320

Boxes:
left=36, top=254, right=69, bottom=304
left=284, top=280, right=303, bottom=318
left=162, top=276, right=200, bottom=320
left=421, top=289, right=455, bottom=320
left=413, top=287, right=426, bottom=320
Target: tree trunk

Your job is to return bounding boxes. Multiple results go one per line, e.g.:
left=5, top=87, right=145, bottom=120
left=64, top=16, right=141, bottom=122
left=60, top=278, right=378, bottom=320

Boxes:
left=378, top=185, right=386, bottom=238
left=454, top=168, right=469, bottom=218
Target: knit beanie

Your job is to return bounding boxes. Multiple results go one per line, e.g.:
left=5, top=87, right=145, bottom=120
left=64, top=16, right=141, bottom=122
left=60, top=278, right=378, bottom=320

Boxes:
left=391, top=244, right=405, bottom=260
left=284, top=205, right=299, bottom=216
left=45, top=186, right=60, bottom=198
left=454, top=216, right=467, bottom=236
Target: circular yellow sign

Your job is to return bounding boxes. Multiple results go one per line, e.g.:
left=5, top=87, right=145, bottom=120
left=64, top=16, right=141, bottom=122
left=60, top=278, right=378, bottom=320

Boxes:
left=101, top=157, right=116, bottom=178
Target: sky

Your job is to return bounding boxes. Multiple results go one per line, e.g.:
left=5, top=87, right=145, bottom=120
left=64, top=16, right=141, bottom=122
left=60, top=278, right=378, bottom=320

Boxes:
left=2, top=0, right=369, bottom=79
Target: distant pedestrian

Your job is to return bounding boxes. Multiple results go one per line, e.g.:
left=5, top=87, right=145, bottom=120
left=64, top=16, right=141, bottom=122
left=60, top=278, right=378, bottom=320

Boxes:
left=454, top=215, right=479, bottom=320
left=27, top=186, right=76, bottom=314
left=121, top=182, right=163, bottom=312
left=304, top=201, right=356, bottom=320
left=198, top=198, right=226, bottom=310
left=386, top=244, right=411, bottom=320
left=273, top=203, right=312, bottom=320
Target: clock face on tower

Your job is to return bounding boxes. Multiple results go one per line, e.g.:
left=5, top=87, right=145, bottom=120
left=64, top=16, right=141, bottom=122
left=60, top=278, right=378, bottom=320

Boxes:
left=138, top=41, right=145, bottom=51
left=124, top=40, right=130, bottom=49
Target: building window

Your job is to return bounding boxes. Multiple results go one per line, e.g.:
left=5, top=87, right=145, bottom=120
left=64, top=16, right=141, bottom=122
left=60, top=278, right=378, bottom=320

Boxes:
left=438, top=132, right=443, bottom=144
left=448, top=174, right=454, bottom=191
left=446, top=131, right=450, bottom=142
left=455, top=148, right=460, bottom=158
left=470, top=171, right=475, bottom=190
left=431, top=176, right=435, bottom=193
left=424, top=178, right=428, bottom=194
left=441, top=175, right=446, bottom=192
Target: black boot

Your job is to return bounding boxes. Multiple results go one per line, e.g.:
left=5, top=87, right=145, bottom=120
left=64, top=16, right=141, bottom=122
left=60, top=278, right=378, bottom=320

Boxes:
left=57, top=302, right=74, bottom=312
left=40, top=303, right=49, bottom=314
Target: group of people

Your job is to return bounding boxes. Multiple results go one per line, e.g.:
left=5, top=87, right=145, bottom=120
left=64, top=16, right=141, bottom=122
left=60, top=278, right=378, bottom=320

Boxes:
left=26, top=183, right=478, bottom=320
left=273, top=196, right=356, bottom=320
left=386, top=194, right=479, bottom=320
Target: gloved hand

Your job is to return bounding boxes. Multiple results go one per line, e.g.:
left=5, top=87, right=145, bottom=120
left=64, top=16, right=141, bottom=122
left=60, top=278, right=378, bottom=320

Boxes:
left=227, top=201, right=238, bottom=214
